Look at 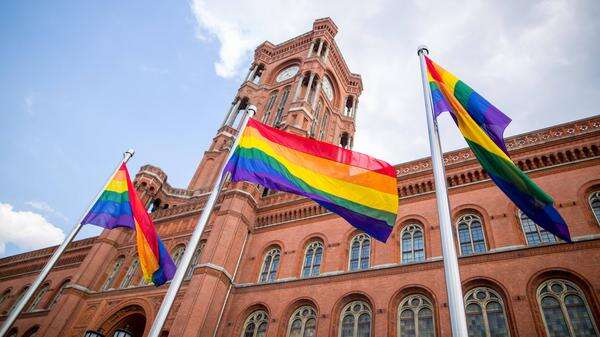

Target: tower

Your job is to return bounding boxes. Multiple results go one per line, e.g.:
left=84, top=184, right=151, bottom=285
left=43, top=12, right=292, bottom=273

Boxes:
left=188, top=17, right=363, bottom=191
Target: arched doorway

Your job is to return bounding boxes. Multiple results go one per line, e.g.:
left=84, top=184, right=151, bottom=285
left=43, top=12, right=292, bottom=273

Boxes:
left=98, top=305, right=147, bottom=337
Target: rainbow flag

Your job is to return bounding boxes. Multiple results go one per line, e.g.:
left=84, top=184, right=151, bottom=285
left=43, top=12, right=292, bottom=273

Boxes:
left=425, top=56, right=571, bottom=242
left=82, top=163, right=176, bottom=285
left=224, top=118, right=398, bottom=242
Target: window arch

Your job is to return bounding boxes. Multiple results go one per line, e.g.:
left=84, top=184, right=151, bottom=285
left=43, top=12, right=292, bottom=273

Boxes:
left=339, top=301, right=372, bottom=337
left=519, top=211, right=557, bottom=245
left=27, top=283, right=49, bottom=312
left=537, top=279, right=599, bottom=337
left=102, top=256, right=125, bottom=290
left=401, top=224, right=425, bottom=264
left=302, top=241, right=323, bottom=278
left=241, top=310, right=269, bottom=337
left=287, top=306, right=317, bottom=337
left=259, top=247, right=281, bottom=283
left=398, top=294, right=435, bottom=337
left=464, top=287, right=510, bottom=337
left=349, top=234, right=371, bottom=271
left=171, top=245, right=186, bottom=268
left=456, top=214, right=487, bottom=255
left=48, top=279, right=70, bottom=309
left=589, top=190, right=600, bottom=225
left=185, top=241, right=206, bottom=280
left=120, top=258, right=139, bottom=288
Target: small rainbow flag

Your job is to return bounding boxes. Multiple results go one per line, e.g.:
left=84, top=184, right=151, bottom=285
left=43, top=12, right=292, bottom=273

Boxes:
left=425, top=56, right=571, bottom=242
left=82, top=163, right=176, bottom=285
left=224, top=118, right=398, bottom=242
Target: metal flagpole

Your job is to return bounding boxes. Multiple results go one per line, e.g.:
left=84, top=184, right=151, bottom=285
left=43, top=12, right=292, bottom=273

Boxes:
left=146, top=105, right=256, bottom=337
left=0, top=149, right=135, bottom=337
left=417, top=46, right=469, bottom=337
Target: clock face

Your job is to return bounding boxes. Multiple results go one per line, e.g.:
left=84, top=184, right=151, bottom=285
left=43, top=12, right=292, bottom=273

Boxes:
left=322, top=76, right=334, bottom=101
left=276, top=65, right=299, bottom=83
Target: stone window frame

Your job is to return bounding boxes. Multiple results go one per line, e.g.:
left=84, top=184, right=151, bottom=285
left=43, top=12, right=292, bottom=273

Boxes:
left=537, top=279, right=600, bottom=337
left=286, top=305, right=317, bottom=337
left=464, top=287, right=511, bottom=337
left=339, top=300, right=372, bottom=337
left=348, top=233, right=371, bottom=271
left=27, top=283, right=49, bottom=312
left=588, top=190, right=600, bottom=226
left=258, top=247, right=281, bottom=283
left=518, top=211, right=557, bottom=246
left=171, top=244, right=186, bottom=268
left=400, top=224, right=425, bottom=264
left=185, top=241, right=206, bottom=280
left=120, top=258, right=139, bottom=289
left=241, top=310, right=269, bottom=337
left=455, top=214, right=487, bottom=256
left=301, top=241, right=324, bottom=278
left=397, top=294, right=436, bottom=337
left=102, top=256, right=125, bottom=291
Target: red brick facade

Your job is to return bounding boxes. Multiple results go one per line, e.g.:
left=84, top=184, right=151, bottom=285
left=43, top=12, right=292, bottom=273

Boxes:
left=0, top=18, right=599, bottom=337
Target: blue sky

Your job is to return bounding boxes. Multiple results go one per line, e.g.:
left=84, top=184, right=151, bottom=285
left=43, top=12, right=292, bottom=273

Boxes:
left=1, top=0, right=598, bottom=257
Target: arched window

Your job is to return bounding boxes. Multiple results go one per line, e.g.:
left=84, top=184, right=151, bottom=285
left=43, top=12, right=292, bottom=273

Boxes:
left=319, top=110, right=330, bottom=141
left=456, top=214, right=487, bottom=255
left=0, top=289, right=11, bottom=310
left=464, top=287, right=510, bottom=337
left=259, top=248, right=281, bottom=283
left=538, top=279, right=599, bottom=337
left=171, top=245, right=186, bottom=268
left=401, top=224, right=425, bottom=264
left=10, top=286, right=29, bottom=313
left=519, top=211, right=557, bottom=245
left=349, top=234, right=371, bottom=271
left=27, top=283, right=49, bottom=312
left=22, top=326, right=39, bottom=337
left=120, top=259, right=139, bottom=288
left=48, top=279, right=70, bottom=309
left=287, top=306, right=317, bottom=337
left=263, top=91, right=278, bottom=125
left=302, top=241, right=323, bottom=278
left=274, top=86, right=291, bottom=127
left=339, top=301, right=371, bottom=337
left=398, top=294, right=435, bottom=337
left=589, top=191, right=600, bottom=225
left=102, top=256, right=125, bottom=290
left=310, top=101, right=323, bottom=137
left=241, top=310, right=269, bottom=337
left=185, top=241, right=206, bottom=280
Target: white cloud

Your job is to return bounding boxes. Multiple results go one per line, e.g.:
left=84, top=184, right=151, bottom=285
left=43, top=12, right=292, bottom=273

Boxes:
left=25, top=200, right=69, bottom=223
left=0, top=203, right=65, bottom=256
left=190, top=0, right=600, bottom=163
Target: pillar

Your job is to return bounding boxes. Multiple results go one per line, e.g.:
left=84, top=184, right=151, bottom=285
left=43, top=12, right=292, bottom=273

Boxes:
left=303, top=73, right=315, bottom=101
left=316, top=39, right=324, bottom=57
left=311, top=79, right=322, bottom=110
left=226, top=100, right=242, bottom=127
left=293, top=74, right=305, bottom=101
left=221, top=99, right=238, bottom=127
left=245, top=64, right=256, bottom=82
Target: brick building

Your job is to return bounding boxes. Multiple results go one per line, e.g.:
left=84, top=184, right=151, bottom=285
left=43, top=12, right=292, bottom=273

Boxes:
left=0, top=17, right=599, bottom=337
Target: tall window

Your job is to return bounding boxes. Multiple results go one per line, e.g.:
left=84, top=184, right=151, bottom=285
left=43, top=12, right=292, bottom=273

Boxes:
left=263, top=91, right=278, bottom=125
left=319, top=110, right=330, bottom=140
left=401, top=224, right=425, bottom=264
left=310, top=101, right=323, bottom=137
left=519, top=211, right=557, bottom=245
left=27, top=284, right=49, bottom=312
left=274, top=86, right=291, bottom=127
left=302, top=241, right=323, bottom=278
left=464, top=287, right=510, bottom=337
left=259, top=248, right=281, bottom=283
left=456, top=214, right=487, bottom=255
left=538, top=279, right=599, bottom=337
left=349, top=234, right=371, bottom=271
left=340, top=301, right=371, bottom=337
left=48, top=280, right=69, bottom=309
left=120, top=259, right=139, bottom=288
left=242, top=310, right=268, bottom=337
left=398, top=294, right=435, bottom=337
left=172, top=245, right=186, bottom=268
left=102, top=256, right=125, bottom=290
left=287, top=306, right=317, bottom=337
left=10, top=286, right=29, bottom=313
left=185, top=242, right=205, bottom=280
left=589, top=191, right=600, bottom=225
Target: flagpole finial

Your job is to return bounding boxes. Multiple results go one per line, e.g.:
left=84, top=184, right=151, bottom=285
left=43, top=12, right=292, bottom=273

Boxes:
left=247, top=105, right=257, bottom=115
left=124, top=149, right=135, bottom=162
left=417, top=45, right=429, bottom=56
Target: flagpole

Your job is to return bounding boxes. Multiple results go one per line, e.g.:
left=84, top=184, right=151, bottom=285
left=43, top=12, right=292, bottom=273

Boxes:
left=417, top=46, right=468, bottom=337
left=146, top=105, right=256, bottom=337
left=0, top=149, right=135, bottom=337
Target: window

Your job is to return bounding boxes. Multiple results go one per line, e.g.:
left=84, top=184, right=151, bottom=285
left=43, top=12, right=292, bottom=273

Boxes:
left=401, top=224, right=425, bottom=264
left=102, top=256, right=125, bottom=290
left=302, top=241, right=323, bottom=278
left=339, top=301, right=371, bottom=337
left=456, top=214, right=487, bottom=255
left=185, top=242, right=205, bottom=280
left=589, top=191, right=600, bottom=225
left=259, top=248, right=281, bottom=283
left=464, top=287, right=510, bottom=337
left=519, top=211, right=557, bottom=245
left=48, top=280, right=69, bottom=309
left=263, top=91, right=278, bottom=125
left=27, top=284, right=49, bottom=312
left=538, top=279, right=599, bottom=337
left=398, top=294, right=435, bottom=337
left=171, top=245, right=186, bottom=268
left=120, top=259, right=139, bottom=288
left=274, top=86, right=291, bottom=127
left=10, top=286, right=29, bottom=313
left=349, top=234, right=371, bottom=271
left=287, top=306, right=317, bottom=337
left=0, top=289, right=11, bottom=310
left=319, top=110, right=330, bottom=141
left=310, top=101, right=323, bottom=137
left=241, top=310, right=269, bottom=337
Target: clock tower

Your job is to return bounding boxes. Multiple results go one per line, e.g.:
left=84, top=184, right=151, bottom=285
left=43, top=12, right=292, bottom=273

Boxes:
left=188, top=17, right=363, bottom=191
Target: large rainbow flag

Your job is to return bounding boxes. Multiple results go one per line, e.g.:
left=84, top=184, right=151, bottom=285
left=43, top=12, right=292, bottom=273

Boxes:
left=425, top=56, right=571, bottom=242
left=82, top=164, right=176, bottom=285
left=224, top=118, right=398, bottom=242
